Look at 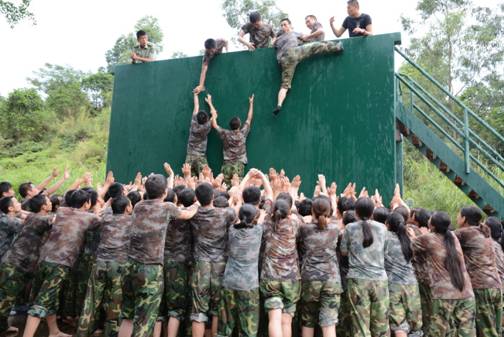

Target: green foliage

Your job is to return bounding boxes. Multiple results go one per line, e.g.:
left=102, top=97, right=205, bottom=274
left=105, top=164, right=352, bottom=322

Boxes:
left=222, top=0, right=286, bottom=30
left=0, top=0, right=34, bottom=27
left=171, top=51, right=188, bottom=59
left=105, top=16, right=164, bottom=72
left=81, top=70, right=114, bottom=111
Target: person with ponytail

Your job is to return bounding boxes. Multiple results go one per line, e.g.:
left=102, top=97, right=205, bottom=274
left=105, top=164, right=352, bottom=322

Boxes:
left=410, top=211, right=475, bottom=337
left=384, top=213, right=422, bottom=337
left=340, top=197, right=389, bottom=337
left=485, top=216, right=504, bottom=333
left=298, top=197, right=342, bottom=337
left=218, top=204, right=264, bottom=337
left=260, top=198, right=301, bottom=337
left=455, top=206, right=502, bottom=337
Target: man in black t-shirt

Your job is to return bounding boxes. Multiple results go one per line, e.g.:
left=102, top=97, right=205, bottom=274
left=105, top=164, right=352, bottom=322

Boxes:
left=329, top=0, right=372, bottom=38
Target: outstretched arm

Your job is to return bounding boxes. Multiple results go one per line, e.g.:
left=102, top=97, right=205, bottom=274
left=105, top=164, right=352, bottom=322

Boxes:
left=37, top=168, right=58, bottom=191
left=205, top=94, right=220, bottom=129
left=246, top=94, right=254, bottom=125
left=193, top=93, right=200, bottom=115
left=238, top=29, right=255, bottom=51
left=46, top=168, right=70, bottom=195
left=193, top=63, right=209, bottom=94
left=329, top=17, right=346, bottom=37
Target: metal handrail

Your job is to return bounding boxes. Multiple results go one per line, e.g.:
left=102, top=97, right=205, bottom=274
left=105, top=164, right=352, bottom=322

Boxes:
left=394, top=46, right=504, bottom=144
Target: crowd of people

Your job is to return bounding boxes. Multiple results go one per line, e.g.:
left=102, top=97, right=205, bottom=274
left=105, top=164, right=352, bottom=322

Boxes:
left=132, top=0, right=371, bottom=114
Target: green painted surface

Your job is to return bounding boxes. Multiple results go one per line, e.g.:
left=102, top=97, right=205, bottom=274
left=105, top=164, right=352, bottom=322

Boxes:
left=107, top=33, right=402, bottom=199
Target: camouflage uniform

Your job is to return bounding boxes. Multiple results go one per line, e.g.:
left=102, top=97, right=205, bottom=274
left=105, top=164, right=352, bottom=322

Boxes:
left=29, top=207, right=99, bottom=318
left=218, top=224, right=263, bottom=337
left=274, top=31, right=343, bottom=89
left=241, top=22, right=275, bottom=48
left=0, top=213, right=23, bottom=259
left=340, top=220, right=389, bottom=337
left=455, top=227, right=503, bottom=337
left=132, top=42, right=156, bottom=64
left=121, top=200, right=180, bottom=337
left=185, top=114, right=212, bottom=177
left=298, top=222, right=342, bottom=327
left=303, top=22, right=325, bottom=43
left=202, top=39, right=227, bottom=65
left=384, top=231, right=422, bottom=336
left=215, top=123, right=250, bottom=185
left=190, top=206, right=236, bottom=322
left=77, top=214, right=132, bottom=337
left=336, top=229, right=351, bottom=337
left=260, top=216, right=301, bottom=316
left=491, top=240, right=504, bottom=331
left=412, top=232, right=476, bottom=337
left=0, top=214, right=53, bottom=330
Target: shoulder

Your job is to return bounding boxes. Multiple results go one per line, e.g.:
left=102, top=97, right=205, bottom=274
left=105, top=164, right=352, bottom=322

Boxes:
left=241, top=22, right=252, bottom=31
left=314, top=21, right=323, bottom=29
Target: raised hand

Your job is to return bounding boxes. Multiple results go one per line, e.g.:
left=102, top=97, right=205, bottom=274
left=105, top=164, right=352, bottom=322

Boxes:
left=51, top=168, right=60, bottom=178
left=182, top=163, right=192, bottom=178
left=359, top=187, right=369, bottom=198
left=249, top=94, right=255, bottom=104
left=291, top=175, right=302, bottom=189
left=83, top=172, right=93, bottom=186
left=163, top=163, right=174, bottom=177
left=105, top=171, right=115, bottom=185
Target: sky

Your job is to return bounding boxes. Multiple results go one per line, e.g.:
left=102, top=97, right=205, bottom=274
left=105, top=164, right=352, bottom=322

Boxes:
left=0, top=0, right=499, bottom=96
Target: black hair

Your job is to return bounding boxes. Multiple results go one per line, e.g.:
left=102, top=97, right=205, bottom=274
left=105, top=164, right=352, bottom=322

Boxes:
left=112, top=196, right=131, bottom=215
left=296, top=199, right=313, bottom=217
left=204, top=38, right=216, bottom=50
left=108, top=183, right=124, bottom=200
left=305, top=15, right=317, bottom=21
left=145, top=174, right=167, bottom=200
left=237, top=203, right=258, bottom=228
left=196, top=111, right=209, bottom=125
left=164, top=189, right=177, bottom=203
left=243, top=186, right=261, bottom=206
left=18, top=182, right=33, bottom=198
left=214, top=196, right=229, bottom=208
left=347, top=0, right=360, bottom=7
left=215, top=190, right=230, bottom=200
left=0, top=197, right=14, bottom=214
left=195, top=183, right=214, bottom=207
left=337, top=196, right=355, bottom=216
left=386, top=212, right=412, bottom=262
left=249, top=11, right=261, bottom=23
left=485, top=217, right=504, bottom=251
left=177, top=188, right=196, bottom=207
left=411, top=208, right=430, bottom=228
left=372, top=207, right=390, bottom=224
left=136, top=30, right=147, bottom=39
left=343, top=210, right=357, bottom=226
left=81, top=187, right=98, bottom=208
left=276, top=192, right=293, bottom=209
left=272, top=199, right=290, bottom=232
left=280, top=18, right=291, bottom=24
left=127, top=191, right=142, bottom=208
left=64, top=189, right=76, bottom=207
left=229, top=117, right=241, bottom=130
left=50, top=194, right=62, bottom=213
left=173, top=185, right=186, bottom=197
left=29, top=194, right=49, bottom=213
left=70, top=189, right=91, bottom=209
left=0, top=182, right=12, bottom=196
left=393, top=206, right=410, bottom=223
left=460, top=206, right=483, bottom=227
left=355, top=197, right=375, bottom=248
left=312, top=197, right=331, bottom=230
left=431, top=211, right=466, bottom=291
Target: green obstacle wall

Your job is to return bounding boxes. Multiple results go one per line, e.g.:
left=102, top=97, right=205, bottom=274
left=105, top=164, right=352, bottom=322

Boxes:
left=107, top=33, right=402, bottom=199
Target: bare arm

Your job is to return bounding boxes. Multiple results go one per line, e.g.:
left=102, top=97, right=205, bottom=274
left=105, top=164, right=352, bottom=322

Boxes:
left=163, top=163, right=174, bottom=189
left=193, top=63, right=209, bottom=94
left=238, top=29, right=255, bottom=50
left=37, top=168, right=58, bottom=191
left=46, top=168, right=70, bottom=195
left=246, top=94, right=254, bottom=125
left=302, top=28, right=325, bottom=41
left=193, top=93, right=199, bottom=115
left=329, top=17, right=346, bottom=38
left=205, top=94, right=220, bottom=129
left=178, top=205, right=198, bottom=220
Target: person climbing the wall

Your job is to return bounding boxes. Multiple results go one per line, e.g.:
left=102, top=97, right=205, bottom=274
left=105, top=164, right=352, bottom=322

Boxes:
left=131, top=30, right=156, bottom=64
left=193, top=38, right=228, bottom=94
left=205, top=94, right=254, bottom=185
left=185, top=92, right=212, bottom=177
left=330, top=0, right=373, bottom=38
left=273, top=18, right=343, bottom=115
left=238, top=11, right=276, bottom=51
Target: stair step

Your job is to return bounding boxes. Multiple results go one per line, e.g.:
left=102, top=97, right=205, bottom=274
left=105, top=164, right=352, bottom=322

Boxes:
left=439, top=162, right=449, bottom=173
left=468, top=190, right=481, bottom=201
left=453, top=176, right=464, bottom=186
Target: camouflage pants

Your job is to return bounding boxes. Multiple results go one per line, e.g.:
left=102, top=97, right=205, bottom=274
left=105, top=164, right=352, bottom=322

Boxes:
left=429, top=297, right=476, bottom=337
left=76, top=259, right=125, bottom=337
left=61, top=252, right=95, bottom=317
left=474, top=288, right=502, bottom=337
left=418, top=281, right=432, bottom=336
left=185, top=155, right=208, bottom=177
left=279, top=41, right=344, bottom=89
left=0, top=263, right=30, bottom=331
left=217, top=288, right=259, bottom=337
left=260, top=280, right=301, bottom=316
left=301, top=280, right=342, bottom=328
left=162, top=260, right=190, bottom=320
left=191, top=260, right=225, bottom=322
left=388, top=283, right=422, bottom=336
left=28, top=261, right=69, bottom=318
left=221, top=162, right=245, bottom=186
left=347, top=278, right=389, bottom=337
left=121, top=259, right=163, bottom=337
left=336, top=291, right=351, bottom=337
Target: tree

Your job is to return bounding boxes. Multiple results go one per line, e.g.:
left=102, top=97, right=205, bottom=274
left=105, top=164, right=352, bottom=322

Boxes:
left=222, top=0, right=286, bottom=31
left=0, top=88, right=54, bottom=143
left=81, top=70, right=114, bottom=110
left=105, top=16, right=164, bottom=72
left=171, top=51, right=188, bottom=59
left=0, top=0, right=34, bottom=27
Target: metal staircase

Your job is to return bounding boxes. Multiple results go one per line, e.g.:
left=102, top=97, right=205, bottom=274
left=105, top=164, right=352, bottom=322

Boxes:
left=394, top=47, right=503, bottom=217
